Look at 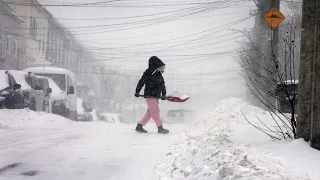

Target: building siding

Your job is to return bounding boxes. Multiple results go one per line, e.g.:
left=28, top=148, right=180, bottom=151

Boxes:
left=0, top=1, right=23, bottom=70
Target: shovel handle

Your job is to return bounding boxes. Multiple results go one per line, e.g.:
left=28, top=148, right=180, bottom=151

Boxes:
left=139, top=95, right=164, bottom=99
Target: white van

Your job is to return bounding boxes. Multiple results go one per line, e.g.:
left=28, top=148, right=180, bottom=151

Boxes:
left=24, top=67, right=77, bottom=120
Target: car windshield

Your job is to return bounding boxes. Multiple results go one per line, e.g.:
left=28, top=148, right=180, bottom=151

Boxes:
left=38, top=78, right=49, bottom=90
left=35, top=73, right=66, bottom=91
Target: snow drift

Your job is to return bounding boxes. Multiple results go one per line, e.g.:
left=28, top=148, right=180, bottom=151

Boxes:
left=0, top=109, right=74, bottom=129
left=154, top=98, right=320, bottom=180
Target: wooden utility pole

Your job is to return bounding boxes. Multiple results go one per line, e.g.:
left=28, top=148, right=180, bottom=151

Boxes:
left=256, top=0, right=280, bottom=110
left=297, top=0, right=320, bottom=149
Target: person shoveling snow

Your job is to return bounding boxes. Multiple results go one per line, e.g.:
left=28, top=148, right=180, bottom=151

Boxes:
left=134, top=56, right=170, bottom=134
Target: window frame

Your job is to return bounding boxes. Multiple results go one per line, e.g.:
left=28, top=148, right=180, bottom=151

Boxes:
left=6, top=36, right=11, bottom=54
left=0, top=41, right=3, bottom=58
left=13, top=40, right=18, bottom=58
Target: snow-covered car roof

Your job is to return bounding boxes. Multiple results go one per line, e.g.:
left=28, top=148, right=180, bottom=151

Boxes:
left=8, top=70, right=32, bottom=90
left=0, top=70, right=10, bottom=91
left=24, top=67, right=76, bottom=82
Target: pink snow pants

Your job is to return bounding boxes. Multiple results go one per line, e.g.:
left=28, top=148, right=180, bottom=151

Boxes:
left=139, top=98, right=163, bottom=127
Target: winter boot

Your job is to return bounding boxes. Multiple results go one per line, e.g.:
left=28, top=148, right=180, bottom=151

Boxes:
left=135, top=124, right=148, bottom=133
left=158, top=125, right=169, bottom=134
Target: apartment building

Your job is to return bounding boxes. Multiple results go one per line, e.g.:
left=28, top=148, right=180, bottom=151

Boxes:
left=4, top=0, right=105, bottom=101
left=5, top=0, right=52, bottom=69
left=0, top=0, right=24, bottom=70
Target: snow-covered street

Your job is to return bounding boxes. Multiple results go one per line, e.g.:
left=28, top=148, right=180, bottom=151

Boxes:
left=0, top=109, right=189, bottom=180
left=2, top=98, right=320, bottom=180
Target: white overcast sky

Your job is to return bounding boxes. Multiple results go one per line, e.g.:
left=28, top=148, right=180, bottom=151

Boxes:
left=38, top=0, right=255, bottom=102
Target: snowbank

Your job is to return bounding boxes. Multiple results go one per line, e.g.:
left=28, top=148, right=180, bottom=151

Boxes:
left=154, top=98, right=320, bottom=180
left=0, top=109, right=74, bottom=129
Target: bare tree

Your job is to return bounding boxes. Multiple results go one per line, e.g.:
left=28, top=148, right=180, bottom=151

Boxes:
left=99, top=66, right=121, bottom=112
left=237, top=1, right=302, bottom=139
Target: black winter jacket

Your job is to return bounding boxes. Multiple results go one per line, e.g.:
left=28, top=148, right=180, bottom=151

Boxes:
left=136, top=56, right=166, bottom=98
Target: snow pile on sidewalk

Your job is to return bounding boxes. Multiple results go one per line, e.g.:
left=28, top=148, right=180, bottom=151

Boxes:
left=154, top=98, right=320, bottom=180
left=0, top=109, right=74, bottom=129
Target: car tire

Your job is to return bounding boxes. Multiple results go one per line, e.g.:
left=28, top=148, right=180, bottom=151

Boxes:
left=59, top=104, right=68, bottom=118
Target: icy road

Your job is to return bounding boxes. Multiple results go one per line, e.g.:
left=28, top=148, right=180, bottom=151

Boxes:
left=0, top=110, right=188, bottom=180
left=1, top=98, right=320, bottom=180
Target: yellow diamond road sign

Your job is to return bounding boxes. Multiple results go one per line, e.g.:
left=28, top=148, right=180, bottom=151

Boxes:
left=264, top=8, right=285, bottom=28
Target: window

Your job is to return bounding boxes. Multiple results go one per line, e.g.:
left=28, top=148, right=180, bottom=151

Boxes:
left=38, top=27, right=41, bottom=51
left=43, top=28, right=47, bottom=54
left=13, top=40, right=18, bottom=58
left=32, top=76, right=41, bottom=89
left=47, top=32, right=51, bottom=60
left=0, top=42, right=3, bottom=58
left=30, top=17, right=37, bottom=40
left=25, top=75, right=32, bottom=87
left=60, top=40, right=63, bottom=62
left=34, top=20, right=37, bottom=40
left=30, top=16, right=33, bottom=37
left=8, top=74, right=17, bottom=87
left=57, top=38, right=60, bottom=62
left=35, top=73, right=66, bottom=91
left=6, top=36, right=10, bottom=53
left=67, top=75, right=72, bottom=87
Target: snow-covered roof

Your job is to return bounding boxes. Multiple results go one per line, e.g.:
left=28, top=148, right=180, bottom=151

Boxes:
left=24, top=67, right=76, bottom=82
left=0, top=0, right=25, bottom=22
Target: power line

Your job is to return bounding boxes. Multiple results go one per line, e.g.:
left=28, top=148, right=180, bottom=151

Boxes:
left=5, top=0, right=121, bottom=7
left=7, top=0, right=251, bottom=8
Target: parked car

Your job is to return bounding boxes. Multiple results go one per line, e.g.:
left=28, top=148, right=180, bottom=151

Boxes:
left=77, top=98, right=93, bottom=121
left=162, top=109, right=197, bottom=124
left=9, top=70, right=45, bottom=111
left=37, top=76, right=53, bottom=113
left=275, top=80, right=298, bottom=114
left=99, top=113, right=128, bottom=123
left=24, top=67, right=77, bottom=120
left=44, top=76, right=67, bottom=117
left=0, top=70, right=24, bottom=109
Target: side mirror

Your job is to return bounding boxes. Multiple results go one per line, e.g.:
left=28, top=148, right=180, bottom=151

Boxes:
left=46, top=88, right=52, bottom=94
left=68, top=86, right=75, bottom=94
left=13, top=84, right=21, bottom=90
left=86, top=108, right=93, bottom=112
left=35, top=85, right=42, bottom=91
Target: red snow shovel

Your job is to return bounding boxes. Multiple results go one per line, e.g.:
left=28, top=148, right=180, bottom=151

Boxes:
left=139, top=95, right=190, bottom=103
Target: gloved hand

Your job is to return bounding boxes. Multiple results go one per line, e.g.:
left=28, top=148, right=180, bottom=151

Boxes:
left=135, top=93, right=139, bottom=98
left=161, top=96, right=166, bottom=100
